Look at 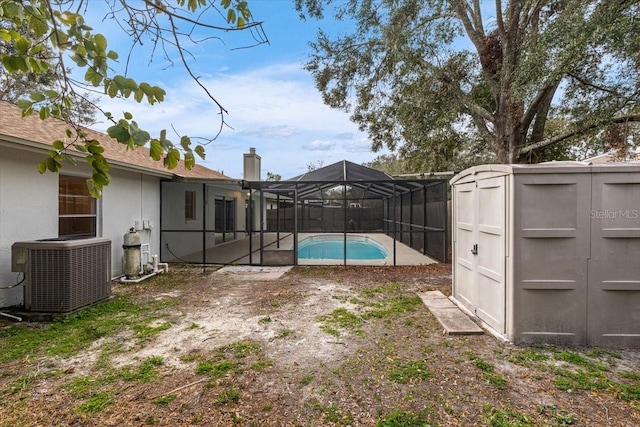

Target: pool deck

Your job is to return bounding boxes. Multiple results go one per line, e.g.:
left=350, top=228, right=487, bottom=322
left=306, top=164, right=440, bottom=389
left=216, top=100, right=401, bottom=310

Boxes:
left=183, top=232, right=437, bottom=266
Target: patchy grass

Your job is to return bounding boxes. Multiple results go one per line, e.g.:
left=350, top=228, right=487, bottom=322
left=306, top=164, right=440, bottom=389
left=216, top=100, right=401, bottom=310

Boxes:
left=195, top=360, right=237, bottom=377
left=1, top=265, right=638, bottom=426
left=300, top=374, right=314, bottom=386
left=483, top=404, right=535, bottom=427
left=119, top=355, right=164, bottom=383
left=0, top=297, right=176, bottom=364
left=258, top=316, right=272, bottom=325
left=77, top=391, right=112, bottom=414
left=377, top=408, right=432, bottom=427
left=306, top=399, right=354, bottom=426
left=317, top=307, right=364, bottom=337
left=216, top=388, right=241, bottom=405
left=388, top=360, right=431, bottom=384
left=227, top=340, right=261, bottom=358
left=152, top=393, right=177, bottom=406
left=272, top=328, right=295, bottom=340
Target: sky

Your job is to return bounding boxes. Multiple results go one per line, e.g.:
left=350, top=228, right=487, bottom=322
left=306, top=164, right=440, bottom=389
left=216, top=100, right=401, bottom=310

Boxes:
left=87, top=1, right=389, bottom=180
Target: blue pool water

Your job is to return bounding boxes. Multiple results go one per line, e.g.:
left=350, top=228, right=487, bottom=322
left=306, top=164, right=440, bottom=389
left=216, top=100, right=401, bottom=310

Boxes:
left=298, top=235, right=389, bottom=260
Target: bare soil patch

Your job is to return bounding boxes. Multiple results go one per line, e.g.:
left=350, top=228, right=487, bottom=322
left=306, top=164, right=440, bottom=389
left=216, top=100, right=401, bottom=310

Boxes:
left=1, top=263, right=638, bottom=426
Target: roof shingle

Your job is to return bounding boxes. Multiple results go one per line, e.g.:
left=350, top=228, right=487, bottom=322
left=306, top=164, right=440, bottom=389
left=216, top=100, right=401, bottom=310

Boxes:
left=0, top=100, right=231, bottom=180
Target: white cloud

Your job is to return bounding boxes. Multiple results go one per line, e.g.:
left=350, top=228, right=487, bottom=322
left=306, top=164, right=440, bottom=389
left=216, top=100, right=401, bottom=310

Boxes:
left=238, top=125, right=297, bottom=138
left=303, top=139, right=336, bottom=151
left=91, top=62, right=388, bottom=179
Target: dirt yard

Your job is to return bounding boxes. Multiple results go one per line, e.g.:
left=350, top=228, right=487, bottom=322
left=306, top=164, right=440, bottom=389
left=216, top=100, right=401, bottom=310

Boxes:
left=0, top=263, right=638, bottom=426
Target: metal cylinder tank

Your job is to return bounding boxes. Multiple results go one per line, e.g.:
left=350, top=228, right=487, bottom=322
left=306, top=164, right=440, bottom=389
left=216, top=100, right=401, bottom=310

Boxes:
left=123, top=228, right=141, bottom=279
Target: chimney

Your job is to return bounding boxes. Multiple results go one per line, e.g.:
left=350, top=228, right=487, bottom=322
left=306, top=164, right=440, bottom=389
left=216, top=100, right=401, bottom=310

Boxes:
left=243, top=147, right=261, bottom=181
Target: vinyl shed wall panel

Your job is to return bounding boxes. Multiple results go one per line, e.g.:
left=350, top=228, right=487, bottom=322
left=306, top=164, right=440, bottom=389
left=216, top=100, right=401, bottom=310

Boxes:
left=511, top=174, right=591, bottom=346
left=588, top=172, right=640, bottom=348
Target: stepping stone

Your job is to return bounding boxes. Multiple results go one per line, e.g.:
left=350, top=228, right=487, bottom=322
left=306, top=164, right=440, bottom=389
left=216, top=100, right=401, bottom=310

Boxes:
left=216, top=266, right=293, bottom=280
left=417, top=291, right=484, bottom=335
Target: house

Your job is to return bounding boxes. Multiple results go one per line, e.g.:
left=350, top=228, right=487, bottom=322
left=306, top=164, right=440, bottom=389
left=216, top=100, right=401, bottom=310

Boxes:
left=0, top=100, right=258, bottom=309
left=584, top=150, right=640, bottom=164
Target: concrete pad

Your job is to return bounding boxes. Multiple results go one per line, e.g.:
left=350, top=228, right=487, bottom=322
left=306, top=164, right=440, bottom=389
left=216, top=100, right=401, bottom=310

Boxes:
left=216, top=266, right=293, bottom=281
left=417, top=291, right=484, bottom=335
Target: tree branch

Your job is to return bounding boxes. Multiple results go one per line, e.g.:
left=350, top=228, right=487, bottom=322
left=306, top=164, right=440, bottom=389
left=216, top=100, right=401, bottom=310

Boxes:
left=519, top=114, right=640, bottom=155
left=142, top=0, right=265, bottom=32
left=521, top=80, right=560, bottom=132
left=166, top=13, right=228, bottom=140
left=568, top=72, right=632, bottom=98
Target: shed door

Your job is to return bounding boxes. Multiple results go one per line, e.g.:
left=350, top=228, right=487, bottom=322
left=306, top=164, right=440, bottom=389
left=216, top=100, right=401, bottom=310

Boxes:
left=453, top=176, right=506, bottom=333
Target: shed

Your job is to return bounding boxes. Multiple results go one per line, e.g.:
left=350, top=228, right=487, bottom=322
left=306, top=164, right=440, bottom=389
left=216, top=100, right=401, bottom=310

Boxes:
left=450, top=162, right=640, bottom=348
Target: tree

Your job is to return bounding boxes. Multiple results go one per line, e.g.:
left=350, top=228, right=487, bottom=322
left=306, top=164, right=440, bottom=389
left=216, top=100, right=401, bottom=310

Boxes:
left=363, top=154, right=406, bottom=176
left=0, top=25, right=97, bottom=125
left=266, top=171, right=282, bottom=181
left=0, top=0, right=266, bottom=196
left=306, top=160, right=324, bottom=171
left=295, top=0, right=640, bottom=169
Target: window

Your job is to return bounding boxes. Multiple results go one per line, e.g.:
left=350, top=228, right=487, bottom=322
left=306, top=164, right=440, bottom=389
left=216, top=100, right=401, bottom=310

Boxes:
left=185, top=191, right=196, bottom=221
left=59, top=175, right=97, bottom=238
left=215, top=198, right=236, bottom=232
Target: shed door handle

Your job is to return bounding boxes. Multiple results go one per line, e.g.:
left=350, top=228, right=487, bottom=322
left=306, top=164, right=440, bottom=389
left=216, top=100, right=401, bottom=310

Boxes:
left=471, top=244, right=478, bottom=255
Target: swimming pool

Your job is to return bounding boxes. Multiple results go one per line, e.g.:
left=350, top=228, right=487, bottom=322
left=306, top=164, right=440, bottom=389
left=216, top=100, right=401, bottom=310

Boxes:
left=298, top=235, right=389, bottom=260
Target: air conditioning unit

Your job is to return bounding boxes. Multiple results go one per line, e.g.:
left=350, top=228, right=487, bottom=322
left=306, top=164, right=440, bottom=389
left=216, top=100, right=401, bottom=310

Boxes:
left=11, top=237, right=112, bottom=313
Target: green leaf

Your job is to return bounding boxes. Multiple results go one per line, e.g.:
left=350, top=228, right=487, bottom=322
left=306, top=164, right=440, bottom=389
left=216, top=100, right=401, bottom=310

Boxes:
left=85, top=68, right=103, bottom=86
left=30, top=92, right=46, bottom=102
left=39, top=106, right=50, bottom=120
left=92, top=171, right=110, bottom=186
left=164, top=148, right=180, bottom=169
left=107, top=50, right=118, bottom=60
left=16, top=99, right=32, bottom=110
left=0, top=30, right=12, bottom=42
left=227, top=9, right=236, bottom=24
left=139, top=82, right=152, bottom=95
left=87, top=144, right=105, bottom=154
left=184, top=151, right=195, bottom=169
left=131, top=128, right=151, bottom=146
left=83, top=39, right=96, bottom=54
left=149, top=140, right=163, bottom=161
left=152, top=86, right=166, bottom=102
left=14, top=37, right=30, bottom=53
left=113, top=75, right=127, bottom=87
left=37, top=161, right=47, bottom=174
left=52, top=140, right=64, bottom=150
left=62, top=153, right=78, bottom=166
left=124, top=111, right=133, bottom=120
left=180, top=136, right=191, bottom=151
left=94, top=33, right=107, bottom=51
left=31, top=16, right=50, bottom=37
left=194, top=145, right=206, bottom=160
left=107, top=124, right=130, bottom=143
left=134, top=88, right=144, bottom=103
left=107, top=80, right=118, bottom=98
left=2, top=56, right=18, bottom=73
left=46, top=157, right=60, bottom=172
left=86, top=179, right=102, bottom=199
left=70, top=53, right=88, bottom=67
left=2, top=2, right=24, bottom=19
